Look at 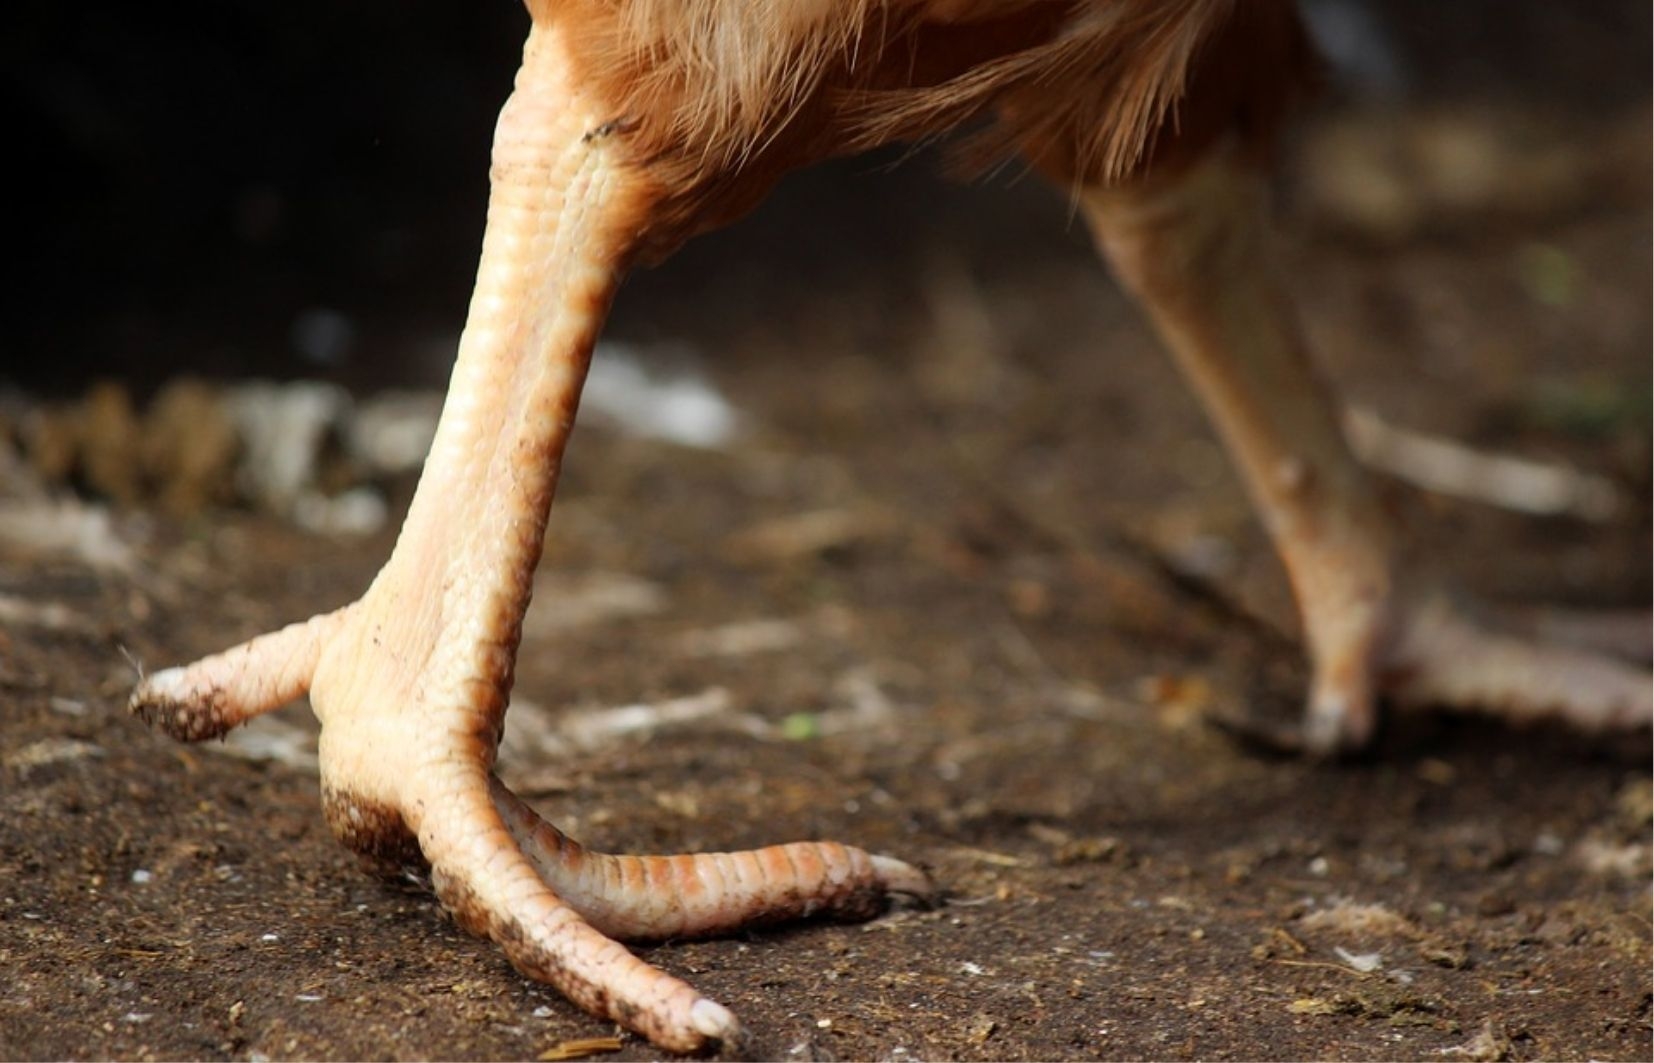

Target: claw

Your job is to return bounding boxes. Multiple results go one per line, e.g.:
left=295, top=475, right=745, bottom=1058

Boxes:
left=1303, top=640, right=1381, bottom=755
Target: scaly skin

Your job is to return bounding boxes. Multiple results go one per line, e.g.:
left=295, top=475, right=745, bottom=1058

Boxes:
left=1083, top=146, right=1651, bottom=752
left=129, top=21, right=930, bottom=1054
left=131, top=8, right=1649, bottom=1057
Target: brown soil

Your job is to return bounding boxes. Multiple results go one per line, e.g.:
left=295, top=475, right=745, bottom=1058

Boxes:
left=2, top=58, right=1650, bottom=1063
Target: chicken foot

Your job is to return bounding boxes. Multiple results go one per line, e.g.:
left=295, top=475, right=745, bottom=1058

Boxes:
left=127, top=4, right=1648, bottom=1053
left=1082, top=145, right=1651, bottom=752
left=129, top=22, right=928, bottom=1053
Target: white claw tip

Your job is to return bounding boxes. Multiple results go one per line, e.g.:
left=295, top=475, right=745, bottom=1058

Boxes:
left=690, top=998, right=741, bottom=1042
left=137, top=666, right=189, bottom=699
left=872, top=854, right=935, bottom=900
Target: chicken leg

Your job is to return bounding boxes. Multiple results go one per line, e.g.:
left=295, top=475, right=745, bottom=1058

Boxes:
left=128, top=22, right=928, bottom=1053
left=1081, top=144, right=1651, bottom=752
left=127, top=1, right=1648, bottom=1053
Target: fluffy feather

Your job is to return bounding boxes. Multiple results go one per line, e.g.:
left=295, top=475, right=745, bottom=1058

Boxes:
left=530, top=1, right=1312, bottom=247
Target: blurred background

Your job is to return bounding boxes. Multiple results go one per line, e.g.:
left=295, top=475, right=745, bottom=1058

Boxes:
left=4, top=0, right=1649, bottom=396
left=2, top=8, right=1649, bottom=1058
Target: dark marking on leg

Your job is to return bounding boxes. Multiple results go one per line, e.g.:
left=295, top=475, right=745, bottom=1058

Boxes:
left=321, top=785, right=423, bottom=869
left=582, top=116, right=639, bottom=143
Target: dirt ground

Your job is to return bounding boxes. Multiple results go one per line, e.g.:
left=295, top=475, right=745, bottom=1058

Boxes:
left=2, top=11, right=1652, bottom=1063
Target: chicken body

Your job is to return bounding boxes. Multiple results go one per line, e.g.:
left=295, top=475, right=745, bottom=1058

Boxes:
left=129, top=0, right=1651, bottom=1051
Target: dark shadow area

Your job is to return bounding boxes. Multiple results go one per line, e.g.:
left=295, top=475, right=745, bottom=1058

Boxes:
left=5, top=0, right=1649, bottom=395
